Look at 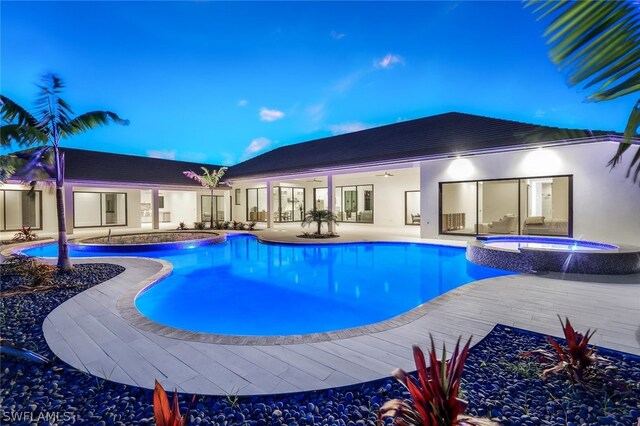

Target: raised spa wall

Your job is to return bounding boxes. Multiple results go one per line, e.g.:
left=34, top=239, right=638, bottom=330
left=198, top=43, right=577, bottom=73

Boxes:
left=467, top=238, right=640, bottom=275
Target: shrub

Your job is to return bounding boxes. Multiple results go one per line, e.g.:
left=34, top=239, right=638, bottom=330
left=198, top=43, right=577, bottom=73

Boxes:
left=521, top=315, right=610, bottom=385
left=379, top=335, right=497, bottom=426
left=245, top=221, right=257, bottom=231
left=222, top=221, right=231, bottom=230
left=232, top=220, right=244, bottom=230
left=176, top=222, right=188, bottom=230
left=153, top=380, right=195, bottom=426
left=2, top=254, right=57, bottom=296
left=13, top=226, right=37, bottom=242
left=193, top=222, right=206, bottom=230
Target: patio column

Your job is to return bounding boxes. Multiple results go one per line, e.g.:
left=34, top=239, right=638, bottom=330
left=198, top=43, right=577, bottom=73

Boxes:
left=266, top=180, right=273, bottom=229
left=327, top=174, right=335, bottom=232
left=151, top=189, right=160, bottom=230
left=64, top=184, right=74, bottom=235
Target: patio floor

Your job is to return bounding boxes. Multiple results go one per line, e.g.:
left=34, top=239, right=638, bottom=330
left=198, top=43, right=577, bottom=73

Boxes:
left=30, top=231, right=640, bottom=395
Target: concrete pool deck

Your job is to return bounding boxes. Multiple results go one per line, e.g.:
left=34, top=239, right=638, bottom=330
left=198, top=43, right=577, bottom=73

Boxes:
left=5, top=231, right=640, bottom=396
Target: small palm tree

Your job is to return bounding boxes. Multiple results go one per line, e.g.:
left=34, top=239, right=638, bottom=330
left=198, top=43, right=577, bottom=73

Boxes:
left=301, top=209, right=338, bottom=235
left=183, top=167, right=228, bottom=229
left=1, top=73, right=129, bottom=272
left=527, top=0, right=640, bottom=184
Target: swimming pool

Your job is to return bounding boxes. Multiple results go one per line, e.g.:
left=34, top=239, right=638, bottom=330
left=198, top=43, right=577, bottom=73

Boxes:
left=23, top=235, right=514, bottom=336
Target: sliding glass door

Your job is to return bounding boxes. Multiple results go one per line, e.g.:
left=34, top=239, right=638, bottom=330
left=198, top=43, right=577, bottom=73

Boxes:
left=440, top=175, right=572, bottom=236
left=272, top=186, right=305, bottom=222
left=246, top=188, right=267, bottom=222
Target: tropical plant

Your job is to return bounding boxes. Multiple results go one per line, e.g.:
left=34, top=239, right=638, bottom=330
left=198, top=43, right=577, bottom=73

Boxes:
left=13, top=226, right=37, bottom=242
left=176, top=222, right=188, bottom=231
left=232, top=220, right=244, bottom=230
left=183, top=167, right=228, bottom=229
left=0, top=73, right=129, bottom=271
left=301, top=209, right=338, bottom=236
left=193, top=222, right=206, bottom=230
left=1, top=254, right=57, bottom=296
left=527, top=1, right=640, bottom=184
left=520, top=315, right=609, bottom=385
left=222, top=221, right=231, bottom=230
left=153, top=380, right=195, bottom=426
left=380, top=336, right=496, bottom=426
left=245, top=221, right=257, bottom=231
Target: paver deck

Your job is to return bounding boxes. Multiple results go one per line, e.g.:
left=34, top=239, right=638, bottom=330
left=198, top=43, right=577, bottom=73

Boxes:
left=10, top=232, right=640, bottom=395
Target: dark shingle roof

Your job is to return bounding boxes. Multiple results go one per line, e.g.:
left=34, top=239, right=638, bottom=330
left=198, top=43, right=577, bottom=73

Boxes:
left=226, top=112, right=612, bottom=179
left=61, top=148, right=223, bottom=186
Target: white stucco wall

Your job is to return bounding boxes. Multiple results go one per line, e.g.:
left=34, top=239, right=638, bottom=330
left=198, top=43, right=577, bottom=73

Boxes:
left=420, top=141, right=640, bottom=245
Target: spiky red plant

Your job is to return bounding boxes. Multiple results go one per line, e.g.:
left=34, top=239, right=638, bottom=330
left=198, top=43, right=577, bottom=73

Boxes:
left=380, top=336, right=496, bottom=426
left=153, top=380, right=195, bottom=426
left=521, top=316, right=604, bottom=384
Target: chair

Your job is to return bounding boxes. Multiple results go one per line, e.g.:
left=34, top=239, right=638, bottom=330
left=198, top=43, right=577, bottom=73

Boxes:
left=483, top=215, right=516, bottom=234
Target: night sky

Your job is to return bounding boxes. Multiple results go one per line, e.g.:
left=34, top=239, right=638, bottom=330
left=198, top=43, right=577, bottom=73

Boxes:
left=1, top=1, right=636, bottom=165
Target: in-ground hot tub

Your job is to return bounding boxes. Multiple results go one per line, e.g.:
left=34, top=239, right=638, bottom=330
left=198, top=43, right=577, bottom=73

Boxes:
left=467, top=236, right=640, bottom=275
left=69, top=231, right=226, bottom=252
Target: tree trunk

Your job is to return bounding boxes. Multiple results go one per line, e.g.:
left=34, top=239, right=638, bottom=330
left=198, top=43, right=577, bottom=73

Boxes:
left=317, top=219, right=322, bottom=235
left=210, top=188, right=214, bottom=229
left=54, top=148, right=73, bottom=272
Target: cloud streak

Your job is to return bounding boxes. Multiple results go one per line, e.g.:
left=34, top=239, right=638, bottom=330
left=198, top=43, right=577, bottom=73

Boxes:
left=147, top=149, right=176, bottom=160
left=238, top=99, right=248, bottom=107
left=242, top=137, right=271, bottom=159
left=375, top=53, right=404, bottom=69
left=328, top=122, right=371, bottom=135
left=260, top=107, right=285, bottom=122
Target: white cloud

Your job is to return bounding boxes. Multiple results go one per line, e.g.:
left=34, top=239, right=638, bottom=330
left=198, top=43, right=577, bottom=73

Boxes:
left=243, top=137, right=271, bottom=159
left=220, top=152, right=236, bottom=165
left=259, top=107, right=284, bottom=122
left=328, top=122, right=371, bottom=135
left=330, top=30, right=346, bottom=40
left=238, top=99, right=248, bottom=107
left=147, top=149, right=176, bottom=160
left=535, top=109, right=546, bottom=118
left=375, top=53, right=404, bottom=69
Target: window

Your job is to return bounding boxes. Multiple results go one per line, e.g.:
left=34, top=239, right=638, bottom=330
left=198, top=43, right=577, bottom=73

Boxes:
left=234, top=188, right=241, bottom=205
left=405, top=191, right=420, bottom=225
left=246, top=188, right=267, bottom=222
left=272, top=186, right=305, bottom=222
left=313, top=187, right=328, bottom=210
left=0, top=190, right=42, bottom=231
left=335, top=185, right=374, bottom=223
left=439, top=175, right=572, bottom=237
left=201, top=195, right=225, bottom=222
left=74, top=191, right=127, bottom=228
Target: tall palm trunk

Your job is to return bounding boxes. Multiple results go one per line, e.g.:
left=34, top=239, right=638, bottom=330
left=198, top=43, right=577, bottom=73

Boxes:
left=317, top=219, right=322, bottom=235
left=210, top=188, right=214, bottom=229
left=54, top=146, right=72, bottom=272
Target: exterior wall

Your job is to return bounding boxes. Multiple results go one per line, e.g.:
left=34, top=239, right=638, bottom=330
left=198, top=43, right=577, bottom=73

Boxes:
left=420, top=141, right=640, bottom=245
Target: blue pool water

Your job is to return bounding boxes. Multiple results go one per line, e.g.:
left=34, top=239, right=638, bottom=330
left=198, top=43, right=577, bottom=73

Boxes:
left=23, top=235, right=514, bottom=336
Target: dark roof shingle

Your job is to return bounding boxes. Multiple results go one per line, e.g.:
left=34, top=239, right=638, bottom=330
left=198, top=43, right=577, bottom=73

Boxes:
left=226, top=112, right=611, bottom=179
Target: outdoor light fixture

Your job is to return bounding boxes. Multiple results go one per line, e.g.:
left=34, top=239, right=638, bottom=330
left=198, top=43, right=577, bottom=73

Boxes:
left=523, top=148, right=561, bottom=175
left=448, top=157, right=474, bottom=179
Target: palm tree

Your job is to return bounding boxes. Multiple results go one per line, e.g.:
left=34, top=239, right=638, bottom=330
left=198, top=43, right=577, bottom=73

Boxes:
left=1, top=73, right=129, bottom=271
left=301, top=209, right=338, bottom=235
left=527, top=0, right=640, bottom=184
left=183, top=167, right=228, bottom=229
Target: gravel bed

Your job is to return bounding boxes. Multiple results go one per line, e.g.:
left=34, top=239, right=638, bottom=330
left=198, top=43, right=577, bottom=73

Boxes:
left=1, top=266, right=638, bottom=425
left=80, top=232, right=217, bottom=245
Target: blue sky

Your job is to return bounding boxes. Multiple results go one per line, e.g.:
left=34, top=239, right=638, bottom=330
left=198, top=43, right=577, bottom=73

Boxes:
left=1, top=1, right=636, bottom=165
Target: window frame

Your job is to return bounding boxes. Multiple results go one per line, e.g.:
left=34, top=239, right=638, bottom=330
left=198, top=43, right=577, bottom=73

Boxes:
left=438, top=174, right=573, bottom=237
left=404, top=190, right=420, bottom=226
left=73, top=191, right=128, bottom=229
left=245, top=187, right=268, bottom=222
left=0, top=189, right=44, bottom=231
left=334, top=184, right=374, bottom=224
left=200, top=194, right=225, bottom=222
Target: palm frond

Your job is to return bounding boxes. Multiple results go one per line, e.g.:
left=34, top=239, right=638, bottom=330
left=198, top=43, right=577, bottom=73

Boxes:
left=0, top=123, right=48, bottom=147
left=0, top=95, right=41, bottom=128
left=528, top=0, right=640, bottom=184
left=60, top=111, right=129, bottom=137
left=183, top=170, right=206, bottom=187
left=35, top=73, right=74, bottom=133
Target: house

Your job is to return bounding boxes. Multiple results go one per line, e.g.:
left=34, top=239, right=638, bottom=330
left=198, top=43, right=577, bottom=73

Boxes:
left=2, top=112, right=639, bottom=245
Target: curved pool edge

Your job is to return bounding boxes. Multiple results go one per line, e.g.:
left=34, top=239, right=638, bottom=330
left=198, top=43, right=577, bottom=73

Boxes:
left=69, top=231, right=226, bottom=252
left=118, top=272, right=510, bottom=346
left=467, top=238, right=640, bottom=275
